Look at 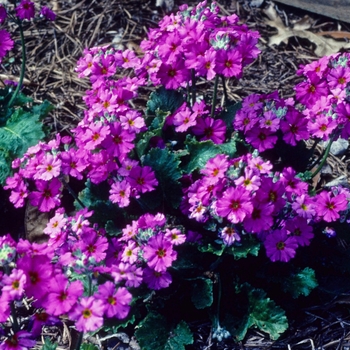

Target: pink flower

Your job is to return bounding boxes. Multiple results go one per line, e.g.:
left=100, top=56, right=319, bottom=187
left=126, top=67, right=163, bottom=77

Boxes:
left=143, top=234, right=177, bottom=272
left=28, top=178, right=61, bottom=212
left=0, top=5, right=7, bottom=24
left=280, top=109, right=309, bottom=146
left=173, top=107, right=197, bottom=132
left=201, top=154, right=229, bottom=184
left=17, top=255, right=53, bottom=300
left=34, top=153, right=61, bottom=181
left=291, top=194, right=316, bottom=219
left=164, top=228, right=186, bottom=245
left=96, top=282, right=132, bottom=319
left=234, top=167, right=261, bottom=192
left=69, top=296, right=105, bottom=332
left=143, top=267, right=172, bottom=290
left=243, top=201, right=274, bottom=233
left=43, top=275, right=83, bottom=316
left=216, top=186, right=253, bottom=224
left=109, top=179, right=131, bottom=207
left=0, top=30, right=14, bottom=61
left=16, top=0, right=35, bottom=20
left=1, top=269, right=26, bottom=301
left=78, top=230, right=108, bottom=262
left=128, top=165, right=158, bottom=193
left=215, top=49, right=242, bottom=78
left=264, top=230, right=298, bottom=262
left=316, top=190, right=348, bottom=222
left=121, top=240, right=140, bottom=264
left=156, top=60, right=190, bottom=90
left=307, top=115, right=337, bottom=140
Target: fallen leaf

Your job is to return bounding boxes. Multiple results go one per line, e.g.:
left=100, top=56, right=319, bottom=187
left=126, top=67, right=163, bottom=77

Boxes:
left=263, top=3, right=350, bottom=56
left=292, top=15, right=313, bottom=31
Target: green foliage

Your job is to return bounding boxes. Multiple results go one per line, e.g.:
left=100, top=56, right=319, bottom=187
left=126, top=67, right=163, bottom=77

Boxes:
left=282, top=267, right=318, bottom=298
left=135, top=312, right=193, bottom=350
left=190, top=277, right=214, bottom=309
left=143, top=148, right=183, bottom=209
left=41, top=338, right=58, bottom=350
left=198, top=242, right=226, bottom=256
left=234, top=287, right=288, bottom=341
left=0, top=102, right=52, bottom=184
left=226, top=235, right=261, bottom=260
left=80, top=344, right=99, bottom=350
left=146, top=86, right=184, bottom=117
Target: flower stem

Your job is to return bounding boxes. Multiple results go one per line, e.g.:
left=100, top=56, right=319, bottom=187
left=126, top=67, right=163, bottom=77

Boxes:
left=221, top=75, right=228, bottom=106
left=8, top=19, right=26, bottom=109
left=75, top=331, right=84, bottom=350
left=191, top=69, right=196, bottom=107
left=310, top=135, right=335, bottom=179
left=211, top=75, right=219, bottom=119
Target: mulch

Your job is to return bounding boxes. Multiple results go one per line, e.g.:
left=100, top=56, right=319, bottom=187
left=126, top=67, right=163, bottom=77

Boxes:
left=3, top=0, right=350, bottom=348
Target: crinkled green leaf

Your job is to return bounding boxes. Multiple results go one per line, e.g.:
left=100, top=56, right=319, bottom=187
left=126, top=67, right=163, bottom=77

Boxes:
left=143, top=148, right=182, bottom=208
left=283, top=267, right=318, bottom=298
left=135, top=312, right=170, bottom=350
left=146, top=86, right=184, bottom=117
left=217, top=137, right=237, bottom=158
left=198, top=242, right=225, bottom=256
left=235, top=288, right=288, bottom=341
left=226, top=235, right=260, bottom=260
left=80, top=344, right=99, bottom=350
left=164, top=321, right=193, bottom=350
left=0, top=152, right=11, bottom=184
left=41, top=338, right=58, bottom=350
left=191, top=277, right=213, bottom=309
left=183, top=137, right=221, bottom=173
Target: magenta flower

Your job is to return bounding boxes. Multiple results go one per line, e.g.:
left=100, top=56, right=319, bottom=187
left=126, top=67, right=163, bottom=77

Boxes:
left=17, top=255, right=53, bottom=300
left=280, top=109, right=309, bottom=146
left=216, top=186, right=253, bottom=224
left=121, top=240, right=140, bottom=264
left=0, top=331, right=36, bottom=350
left=285, top=217, right=314, bottom=246
left=69, top=296, right=105, bottom=332
left=143, top=267, right=172, bottom=290
left=28, top=178, right=61, bottom=212
left=0, top=5, right=7, bottom=24
left=1, top=269, right=26, bottom=301
left=234, top=167, right=261, bottom=192
left=109, top=179, right=131, bottom=207
left=34, top=153, right=61, bottom=181
left=143, top=234, right=177, bottom=272
left=201, top=154, right=229, bottom=184
left=40, top=6, right=56, bottom=21
left=215, top=49, right=242, bottom=78
left=192, top=117, right=226, bottom=144
left=43, top=275, right=83, bottom=316
left=128, top=165, right=158, bottom=193
left=264, top=230, right=298, bottom=262
left=243, top=202, right=274, bottom=233
left=78, top=230, right=108, bottom=263
left=0, top=30, right=14, bottom=61
left=316, top=190, right=348, bottom=222
left=16, top=0, right=35, bottom=20
left=245, top=127, right=278, bottom=152
left=173, top=107, right=197, bottom=132
left=156, top=60, right=190, bottom=90
left=96, top=282, right=132, bottom=319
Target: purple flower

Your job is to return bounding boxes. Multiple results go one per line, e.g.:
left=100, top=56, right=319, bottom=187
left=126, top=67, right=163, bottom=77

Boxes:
left=16, top=0, right=35, bottom=20
left=264, top=230, right=298, bottom=262
left=40, top=6, right=56, bottom=21
left=143, top=267, right=172, bottom=290
left=143, top=234, right=177, bottom=272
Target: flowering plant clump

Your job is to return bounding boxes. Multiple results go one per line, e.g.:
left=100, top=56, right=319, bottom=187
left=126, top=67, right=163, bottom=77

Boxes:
left=2, top=1, right=350, bottom=349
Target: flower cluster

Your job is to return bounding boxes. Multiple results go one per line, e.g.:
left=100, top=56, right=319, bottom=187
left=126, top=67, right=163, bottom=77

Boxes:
left=0, top=1, right=55, bottom=64
left=0, top=210, right=186, bottom=345
left=181, top=152, right=350, bottom=262
left=295, top=52, right=350, bottom=140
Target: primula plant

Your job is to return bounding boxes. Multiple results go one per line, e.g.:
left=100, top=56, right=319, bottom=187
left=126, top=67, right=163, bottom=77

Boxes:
left=0, top=0, right=55, bottom=185
left=1, top=1, right=350, bottom=349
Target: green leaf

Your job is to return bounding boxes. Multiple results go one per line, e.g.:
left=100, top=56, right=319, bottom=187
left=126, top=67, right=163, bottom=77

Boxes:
left=217, top=137, right=237, bottom=158
left=235, top=288, right=288, bottom=341
left=135, top=312, right=170, bottom=350
left=0, top=107, right=46, bottom=184
left=190, top=277, right=213, bottom=309
left=283, top=267, right=318, bottom=298
left=41, top=338, right=58, bottom=350
left=146, top=86, right=184, bottom=117
left=143, top=148, right=183, bottom=208
left=80, top=344, right=99, bottom=350
left=183, top=137, right=221, bottom=174
left=226, top=235, right=260, bottom=260
left=198, top=242, right=226, bottom=256
left=164, top=321, right=194, bottom=350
